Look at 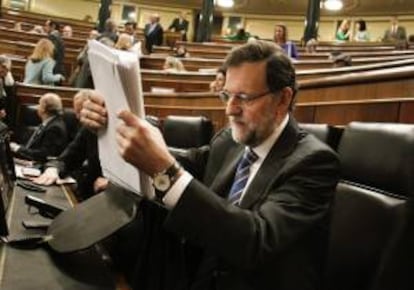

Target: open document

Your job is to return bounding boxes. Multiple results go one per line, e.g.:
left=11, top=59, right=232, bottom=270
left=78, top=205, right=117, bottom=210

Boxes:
left=87, top=40, right=154, bottom=197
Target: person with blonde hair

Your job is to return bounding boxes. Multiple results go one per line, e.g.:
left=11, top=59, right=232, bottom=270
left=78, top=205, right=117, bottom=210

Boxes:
left=115, top=33, right=142, bottom=56
left=163, top=56, right=186, bottom=72
left=336, top=19, right=351, bottom=41
left=24, top=38, right=65, bottom=85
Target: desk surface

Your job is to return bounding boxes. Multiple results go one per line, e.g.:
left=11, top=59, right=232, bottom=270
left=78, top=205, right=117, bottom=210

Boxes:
left=0, top=183, right=117, bottom=290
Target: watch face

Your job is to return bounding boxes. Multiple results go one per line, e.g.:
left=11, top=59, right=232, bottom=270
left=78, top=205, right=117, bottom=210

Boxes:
left=154, top=174, right=171, bottom=192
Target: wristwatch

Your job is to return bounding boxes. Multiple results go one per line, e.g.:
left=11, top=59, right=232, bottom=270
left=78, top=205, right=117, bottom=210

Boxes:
left=153, top=161, right=182, bottom=200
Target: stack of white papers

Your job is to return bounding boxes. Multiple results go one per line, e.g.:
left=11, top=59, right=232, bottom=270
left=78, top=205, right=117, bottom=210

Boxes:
left=88, top=40, right=154, bottom=198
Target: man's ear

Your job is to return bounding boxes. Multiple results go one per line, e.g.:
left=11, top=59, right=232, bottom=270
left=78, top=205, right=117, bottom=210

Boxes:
left=277, top=87, right=293, bottom=112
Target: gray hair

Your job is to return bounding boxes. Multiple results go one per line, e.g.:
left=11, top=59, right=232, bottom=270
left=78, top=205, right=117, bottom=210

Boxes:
left=41, top=93, right=63, bottom=116
left=0, top=55, right=11, bottom=70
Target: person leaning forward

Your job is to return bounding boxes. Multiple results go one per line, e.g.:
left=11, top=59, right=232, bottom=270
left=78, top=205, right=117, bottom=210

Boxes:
left=81, top=40, right=340, bottom=290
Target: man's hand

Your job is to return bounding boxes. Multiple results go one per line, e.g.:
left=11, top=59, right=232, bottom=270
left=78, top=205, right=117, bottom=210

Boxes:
left=116, top=110, right=175, bottom=176
left=80, top=91, right=108, bottom=130
left=10, top=142, right=20, bottom=153
left=0, top=109, right=6, bottom=119
left=93, top=177, right=108, bottom=193
left=32, top=167, right=59, bottom=185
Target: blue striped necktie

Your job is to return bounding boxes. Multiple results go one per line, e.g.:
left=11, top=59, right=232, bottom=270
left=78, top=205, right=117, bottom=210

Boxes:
left=228, top=148, right=259, bottom=205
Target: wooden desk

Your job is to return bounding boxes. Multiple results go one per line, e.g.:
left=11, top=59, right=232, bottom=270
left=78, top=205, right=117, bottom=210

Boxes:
left=0, top=183, right=117, bottom=290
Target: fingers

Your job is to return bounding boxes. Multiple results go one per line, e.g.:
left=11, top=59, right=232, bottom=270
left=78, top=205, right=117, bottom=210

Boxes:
left=80, top=95, right=108, bottom=129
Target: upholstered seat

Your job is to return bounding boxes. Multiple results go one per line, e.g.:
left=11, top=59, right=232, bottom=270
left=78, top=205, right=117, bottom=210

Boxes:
left=299, top=123, right=342, bottom=150
left=325, top=122, right=414, bottom=290
left=163, top=115, right=213, bottom=148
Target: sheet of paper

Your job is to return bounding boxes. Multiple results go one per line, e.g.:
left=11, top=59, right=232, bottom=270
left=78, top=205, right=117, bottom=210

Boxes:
left=88, top=40, right=154, bottom=198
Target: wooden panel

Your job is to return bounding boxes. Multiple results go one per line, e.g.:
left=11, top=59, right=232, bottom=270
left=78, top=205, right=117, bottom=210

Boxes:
left=399, top=102, right=414, bottom=123
left=313, top=103, right=400, bottom=125
left=293, top=106, right=315, bottom=123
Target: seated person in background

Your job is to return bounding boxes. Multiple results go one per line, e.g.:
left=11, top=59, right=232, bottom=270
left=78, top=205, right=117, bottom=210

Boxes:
left=24, top=38, right=65, bottom=86
left=274, top=23, right=298, bottom=59
left=62, top=25, right=73, bottom=38
left=115, top=33, right=142, bottom=56
left=0, top=55, right=15, bottom=123
left=209, top=66, right=226, bottom=92
left=330, top=51, right=352, bottom=67
left=163, top=56, right=186, bottom=72
left=14, top=22, right=22, bottom=31
left=10, top=93, right=68, bottom=162
left=29, top=25, right=45, bottom=34
left=173, top=45, right=190, bottom=58
left=33, top=90, right=107, bottom=200
left=80, top=40, right=340, bottom=290
left=336, top=19, right=351, bottom=41
left=354, top=19, right=370, bottom=42
left=305, top=38, right=318, bottom=53
left=383, top=16, right=407, bottom=43
left=226, top=27, right=251, bottom=41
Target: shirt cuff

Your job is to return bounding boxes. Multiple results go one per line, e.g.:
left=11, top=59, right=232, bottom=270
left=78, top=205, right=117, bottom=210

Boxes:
left=162, top=170, right=193, bottom=209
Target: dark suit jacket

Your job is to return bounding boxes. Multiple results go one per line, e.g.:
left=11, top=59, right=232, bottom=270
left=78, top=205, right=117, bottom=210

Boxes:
left=383, top=26, right=407, bottom=42
left=165, top=118, right=340, bottom=290
left=16, top=115, right=68, bottom=162
left=144, top=23, right=164, bottom=53
left=124, top=117, right=339, bottom=290
left=48, top=31, right=66, bottom=76
left=169, top=18, right=189, bottom=41
left=48, top=126, right=102, bottom=199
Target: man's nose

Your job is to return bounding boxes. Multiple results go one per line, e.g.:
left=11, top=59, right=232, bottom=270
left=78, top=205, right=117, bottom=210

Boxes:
left=225, top=97, right=242, bottom=116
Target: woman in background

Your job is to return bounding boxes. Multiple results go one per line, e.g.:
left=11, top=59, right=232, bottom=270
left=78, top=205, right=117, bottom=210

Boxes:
left=354, top=19, right=370, bottom=41
left=24, top=38, right=65, bottom=85
left=273, top=24, right=298, bottom=59
left=336, top=19, right=351, bottom=41
left=209, top=66, right=226, bottom=92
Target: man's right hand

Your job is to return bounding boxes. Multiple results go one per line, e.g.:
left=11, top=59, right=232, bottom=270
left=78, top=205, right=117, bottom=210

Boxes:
left=32, top=167, right=59, bottom=186
left=80, top=91, right=108, bottom=130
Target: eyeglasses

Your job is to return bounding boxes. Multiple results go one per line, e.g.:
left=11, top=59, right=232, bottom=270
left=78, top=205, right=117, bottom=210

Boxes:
left=218, top=90, right=271, bottom=105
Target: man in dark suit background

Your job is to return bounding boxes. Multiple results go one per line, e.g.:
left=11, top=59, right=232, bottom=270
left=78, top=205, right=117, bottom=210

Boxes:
left=33, top=90, right=106, bottom=200
left=144, top=13, right=164, bottom=53
left=10, top=93, right=67, bottom=162
left=44, top=19, right=66, bottom=76
left=168, top=12, right=189, bottom=41
left=81, top=40, right=340, bottom=290
left=383, top=16, right=407, bottom=44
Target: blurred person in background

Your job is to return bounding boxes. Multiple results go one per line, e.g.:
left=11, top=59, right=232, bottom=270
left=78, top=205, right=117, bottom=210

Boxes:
left=274, top=23, right=298, bottom=59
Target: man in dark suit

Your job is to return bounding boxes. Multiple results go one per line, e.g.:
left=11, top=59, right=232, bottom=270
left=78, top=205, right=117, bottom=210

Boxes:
left=383, top=16, right=407, bottom=43
left=169, top=12, right=189, bottom=41
left=10, top=93, right=67, bottom=162
left=144, top=14, right=164, bottom=53
left=44, top=19, right=66, bottom=76
left=81, top=40, right=340, bottom=290
left=33, top=90, right=106, bottom=200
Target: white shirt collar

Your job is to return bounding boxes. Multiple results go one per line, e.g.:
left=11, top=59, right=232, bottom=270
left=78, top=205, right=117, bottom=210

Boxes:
left=250, top=113, right=289, bottom=161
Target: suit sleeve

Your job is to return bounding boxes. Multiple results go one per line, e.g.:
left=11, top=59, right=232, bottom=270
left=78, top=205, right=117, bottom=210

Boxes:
left=51, top=128, right=88, bottom=176
left=17, top=123, right=67, bottom=161
left=164, top=149, right=340, bottom=269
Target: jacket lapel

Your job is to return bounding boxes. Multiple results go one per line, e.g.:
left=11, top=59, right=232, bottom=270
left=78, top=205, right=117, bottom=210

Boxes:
left=240, top=118, right=302, bottom=209
left=209, top=144, right=244, bottom=198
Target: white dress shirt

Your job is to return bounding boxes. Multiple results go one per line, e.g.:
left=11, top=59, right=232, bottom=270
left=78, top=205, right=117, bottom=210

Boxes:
left=162, top=114, right=290, bottom=209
